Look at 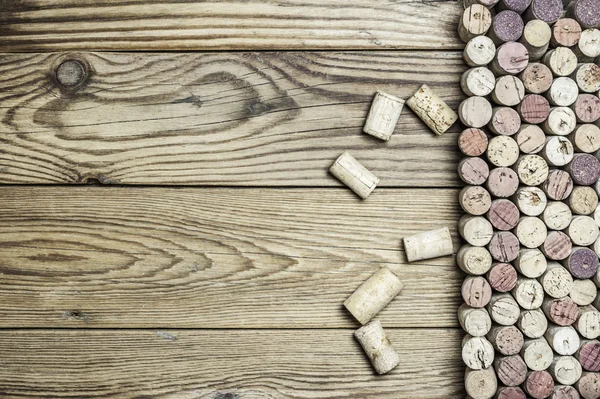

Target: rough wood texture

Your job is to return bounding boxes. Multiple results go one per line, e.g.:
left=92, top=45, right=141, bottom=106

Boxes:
left=0, top=51, right=466, bottom=186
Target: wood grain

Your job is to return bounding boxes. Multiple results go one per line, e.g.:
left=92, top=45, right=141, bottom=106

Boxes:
left=0, top=186, right=461, bottom=328
left=0, top=51, right=465, bottom=186
left=0, top=1, right=462, bottom=52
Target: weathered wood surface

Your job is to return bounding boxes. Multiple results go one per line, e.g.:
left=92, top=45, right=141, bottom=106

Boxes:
left=0, top=187, right=461, bottom=328
left=0, top=51, right=465, bottom=186
left=0, top=328, right=463, bottom=399
left=0, top=1, right=462, bottom=52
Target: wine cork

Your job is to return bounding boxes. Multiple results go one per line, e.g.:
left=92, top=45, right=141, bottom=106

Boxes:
left=490, top=10, right=525, bottom=44
left=539, top=262, right=574, bottom=298
left=575, top=305, right=600, bottom=339
left=496, top=386, right=527, bottom=399
left=465, top=367, right=498, bottom=399
left=542, top=136, right=574, bottom=167
left=512, top=277, right=545, bottom=309
left=344, top=267, right=404, bottom=324
left=459, top=96, right=494, bottom=128
left=543, top=297, right=580, bottom=326
left=464, top=36, right=497, bottom=67
left=515, top=248, right=548, bottom=277
left=490, top=42, right=530, bottom=76
left=545, top=324, right=581, bottom=355
left=487, top=136, right=520, bottom=167
left=569, top=125, right=600, bottom=154
left=460, top=128, right=489, bottom=156
left=542, top=201, right=573, bottom=230
left=460, top=186, right=493, bottom=215
left=406, top=84, right=458, bottom=135
left=487, top=167, right=520, bottom=197
left=518, top=308, right=548, bottom=338
left=523, top=370, right=555, bottom=399
left=569, top=154, right=600, bottom=187
left=459, top=5, right=493, bottom=42
left=544, top=47, right=579, bottom=76
left=543, top=170, right=574, bottom=200
left=488, top=293, right=521, bottom=325
left=460, top=215, right=495, bottom=246
left=492, top=75, right=526, bottom=105
left=489, top=231, right=521, bottom=262
left=571, top=94, right=600, bottom=124
left=354, top=320, right=400, bottom=374
left=567, top=216, right=600, bottom=246
left=514, top=216, right=547, bottom=249
left=542, top=231, right=573, bottom=260
left=463, top=276, right=493, bottom=308
left=549, top=355, right=583, bottom=385
left=488, top=324, right=525, bottom=355
left=463, top=0, right=500, bottom=8
left=568, top=186, right=599, bottom=215
left=488, top=199, right=521, bottom=230
left=552, top=385, right=582, bottom=399
left=490, top=107, right=522, bottom=136
left=462, top=335, right=496, bottom=369
left=403, top=227, right=454, bottom=262
left=576, top=29, right=600, bottom=59
left=570, top=279, right=597, bottom=305
left=459, top=304, right=493, bottom=336
left=567, top=0, right=600, bottom=29
left=513, top=186, right=548, bottom=216
left=563, top=247, right=600, bottom=278
left=496, top=355, right=528, bottom=386
left=459, top=157, right=490, bottom=185
left=458, top=245, right=494, bottom=275
left=515, top=124, right=546, bottom=154
left=594, top=265, right=600, bottom=287
left=514, top=155, right=549, bottom=186
left=487, top=262, right=519, bottom=292
left=520, top=19, right=552, bottom=60
left=363, top=91, right=404, bottom=141
left=575, top=372, right=600, bottom=399
left=525, top=0, right=563, bottom=23
left=546, top=77, right=579, bottom=107
left=543, top=107, right=577, bottom=136
left=499, top=0, right=532, bottom=12
left=577, top=340, right=600, bottom=371
left=573, top=64, right=600, bottom=94
left=517, top=94, right=550, bottom=124
left=462, top=67, right=497, bottom=97
left=519, top=63, right=553, bottom=94
left=521, top=338, right=554, bottom=370
left=329, top=152, right=379, bottom=199
left=552, top=18, right=583, bottom=47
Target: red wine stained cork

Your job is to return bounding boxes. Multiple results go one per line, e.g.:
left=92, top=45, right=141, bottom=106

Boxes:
left=542, top=169, right=574, bottom=201
left=487, top=136, right=520, bottom=166
left=542, top=231, right=573, bottom=260
left=539, top=262, right=574, bottom=298
left=465, top=367, right=498, bottom=399
left=571, top=94, right=600, bottom=123
left=488, top=199, right=520, bottom=230
left=515, top=248, right=547, bottom=278
left=577, top=340, right=600, bottom=371
left=525, top=0, right=563, bottom=24
left=567, top=186, right=599, bottom=215
left=546, top=77, right=579, bottom=107
left=546, top=325, right=581, bottom=355
left=487, top=262, right=519, bottom=292
left=459, top=128, right=489, bottom=156
left=575, top=305, right=600, bottom=339
left=549, top=355, right=583, bottom=385
left=513, top=186, right=547, bottom=216
left=544, top=47, right=578, bottom=77
left=567, top=0, right=600, bottom=29
left=490, top=107, right=522, bottom=135
left=523, top=370, right=555, bottom=399
left=459, top=96, right=494, bottom=128
left=570, top=125, right=600, bottom=154
left=462, top=276, right=493, bottom=307
left=520, top=20, right=552, bottom=60
left=577, top=28, right=600, bottom=59
left=562, top=246, right=599, bottom=278
left=495, top=355, right=528, bottom=386
left=459, top=304, right=493, bottom=336
left=463, top=0, right=500, bottom=8
left=458, top=245, right=493, bottom=275
left=515, top=124, right=545, bottom=154
left=459, top=157, right=490, bottom=185
left=499, top=0, right=532, bottom=13
left=517, top=94, right=550, bottom=124
left=567, top=154, right=600, bottom=186
left=570, top=279, right=597, bottom=306
left=487, top=167, right=520, bottom=197
left=464, top=36, right=497, bottom=67
left=542, top=136, right=574, bottom=167
left=543, top=296, right=580, bottom=326
left=460, top=186, right=493, bottom=215
left=552, top=385, right=581, bottom=399
left=462, top=335, right=495, bottom=369
left=567, top=216, right=599, bottom=246
left=489, top=231, right=520, bottom=262
left=461, top=67, right=496, bottom=97
left=488, top=325, right=525, bottom=355
left=575, top=372, right=600, bottom=399
left=496, top=386, right=527, bottom=399
left=573, top=64, right=600, bottom=93
left=518, top=309, right=548, bottom=338
left=512, top=277, right=544, bottom=309
left=489, top=10, right=525, bottom=44
left=552, top=18, right=583, bottom=47
left=514, top=155, right=549, bottom=186
left=514, top=216, right=547, bottom=249
left=519, top=63, right=553, bottom=94
left=488, top=293, right=521, bottom=325
left=459, top=5, right=493, bottom=42
left=490, top=42, right=530, bottom=76
left=543, top=107, right=577, bottom=136
left=542, top=201, right=573, bottom=230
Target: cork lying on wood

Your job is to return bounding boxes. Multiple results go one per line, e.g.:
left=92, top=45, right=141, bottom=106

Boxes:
left=354, top=320, right=400, bottom=375
left=404, top=227, right=454, bottom=262
left=329, top=152, right=380, bottom=199
left=406, top=84, right=458, bottom=135
left=363, top=91, right=405, bottom=141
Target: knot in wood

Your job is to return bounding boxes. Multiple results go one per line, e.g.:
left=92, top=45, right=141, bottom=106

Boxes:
left=56, top=59, right=87, bottom=87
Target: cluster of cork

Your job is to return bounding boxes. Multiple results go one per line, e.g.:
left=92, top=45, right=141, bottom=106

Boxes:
left=456, top=0, right=600, bottom=398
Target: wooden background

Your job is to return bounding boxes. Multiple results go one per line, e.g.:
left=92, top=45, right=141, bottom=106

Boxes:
left=0, top=1, right=466, bottom=397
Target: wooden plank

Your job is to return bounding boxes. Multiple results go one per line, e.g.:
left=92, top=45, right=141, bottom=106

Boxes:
left=0, top=51, right=464, bottom=186
left=0, top=187, right=461, bottom=328
left=0, top=328, right=463, bottom=398
left=0, top=1, right=462, bottom=52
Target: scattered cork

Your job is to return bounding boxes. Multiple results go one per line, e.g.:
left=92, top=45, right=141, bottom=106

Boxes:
left=406, top=84, right=458, bottom=135
left=329, top=152, right=379, bottom=199
left=363, top=91, right=405, bottom=141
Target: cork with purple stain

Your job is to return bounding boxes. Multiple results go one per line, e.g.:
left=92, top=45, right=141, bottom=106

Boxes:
left=566, top=153, right=600, bottom=185
left=563, top=247, right=599, bottom=279
left=526, top=0, right=564, bottom=23
left=489, top=10, right=525, bottom=44
left=568, top=0, right=600, bottom=29
left=499, top=0, right=532, bottom=13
